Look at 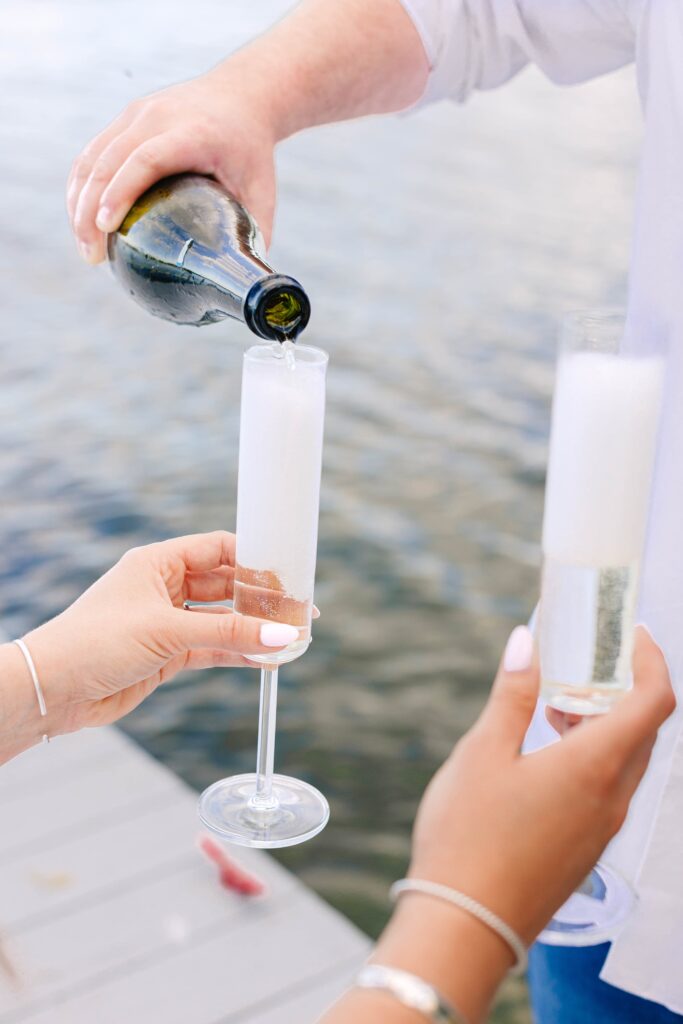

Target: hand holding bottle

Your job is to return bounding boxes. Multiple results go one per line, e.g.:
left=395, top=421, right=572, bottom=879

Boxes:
left=66, top=0, right=429, bottom=264
left=67, top=62, right=278, bottom=264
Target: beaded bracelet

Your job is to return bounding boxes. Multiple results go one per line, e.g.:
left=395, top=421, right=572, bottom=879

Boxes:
left=390, top=878, right=528, bottom=975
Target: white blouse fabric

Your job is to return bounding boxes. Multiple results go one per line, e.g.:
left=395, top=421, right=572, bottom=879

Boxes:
left=398, top=0, right=683, bottom=1013
left=401, top=0, right=639, bottom=105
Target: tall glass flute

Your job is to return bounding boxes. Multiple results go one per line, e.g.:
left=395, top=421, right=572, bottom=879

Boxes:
left=537, top=310, right=663, bottom=944
left=199, top=343, right=329, bottom=849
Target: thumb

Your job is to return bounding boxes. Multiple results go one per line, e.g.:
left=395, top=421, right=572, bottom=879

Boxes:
left=480, top=626, right=540, bottom=749
left=164, top=607, right=300, bottom=657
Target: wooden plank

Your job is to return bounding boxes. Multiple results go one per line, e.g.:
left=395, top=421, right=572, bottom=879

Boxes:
left=0, top=746, right=183, bottom=863
left=10, top=890, right=367, bottom=1024
left=0, top=726, right=369, bottom=1024
left=224, top=962, right=360, bottom=1023
left=0, top=779, right=295, bottom=934
left=0, top=729, right=132, bottom=797
left=0, top=862, right=300, bottom=1021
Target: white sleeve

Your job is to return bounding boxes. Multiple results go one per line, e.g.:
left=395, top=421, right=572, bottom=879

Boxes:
left=398, top=0, right=641, bottom=105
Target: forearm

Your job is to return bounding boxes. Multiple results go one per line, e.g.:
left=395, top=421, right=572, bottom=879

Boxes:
left=214, top=0, right=429, bottom=142
left=322, top=896, right=513, bottom=1024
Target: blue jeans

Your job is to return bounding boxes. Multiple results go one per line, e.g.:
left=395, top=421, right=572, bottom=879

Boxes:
left=529, top=943, right=683, bottom=1023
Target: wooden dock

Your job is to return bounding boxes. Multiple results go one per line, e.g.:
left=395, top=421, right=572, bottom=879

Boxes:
left=0, top=727, right=370, bottom=1023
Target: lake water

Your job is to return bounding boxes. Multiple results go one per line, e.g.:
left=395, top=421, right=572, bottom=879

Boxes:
left=1, top=3, right=641, bottom=1020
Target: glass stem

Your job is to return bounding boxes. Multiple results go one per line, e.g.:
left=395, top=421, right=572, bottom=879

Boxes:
left=253, top=666, right=279, bottom=810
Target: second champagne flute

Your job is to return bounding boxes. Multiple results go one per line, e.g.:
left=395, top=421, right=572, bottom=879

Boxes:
left=539, top=310, right=663, bottom=714
left=537, top=309, right=664, bottom=945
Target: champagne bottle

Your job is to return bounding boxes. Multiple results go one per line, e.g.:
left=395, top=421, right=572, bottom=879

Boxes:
left=107, top=174, right=310, bottom=341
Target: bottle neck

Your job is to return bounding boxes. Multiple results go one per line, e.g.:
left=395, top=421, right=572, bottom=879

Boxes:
left=244, top=275, right=311, bottom=341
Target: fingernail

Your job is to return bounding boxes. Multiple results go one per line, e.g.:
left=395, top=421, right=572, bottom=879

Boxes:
left=96, top=206, right=114, bottom=231
left=260, top=623, right=299, bottom=647
left=503, top=625, right=534, bottom=673
left=312, top=605, right=321, bottom=620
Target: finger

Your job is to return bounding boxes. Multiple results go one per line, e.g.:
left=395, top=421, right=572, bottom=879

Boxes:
left=183, top=649, right=256, bottom=671
left=166, top=606, right=299, bottom=656
left=218, top=163, right=275, bottom=250
left=312, top=605, right=321, bottom=620
left=183, top=566, right=235, bottom=603
left=68, top=133, right=117, bottom=224
left=67, top=110, right=135, bottom=223
left=545, top=708, right=584, bottom=736
left=158, top=531, right=237, bottom=574
left=617, top=735, right=657, bottom=797
left=73, top=128, right=152, bottom=263
left=632, top=624, right=673, bottom=693
left=479, top=626, right=539, bottom=748
left=569, top=627, right=675, bottom=762
left=96, top=131, right=214, bottom=235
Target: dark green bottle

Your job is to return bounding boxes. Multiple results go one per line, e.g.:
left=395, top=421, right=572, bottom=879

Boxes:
left=107, top=174, right=310, bottom=341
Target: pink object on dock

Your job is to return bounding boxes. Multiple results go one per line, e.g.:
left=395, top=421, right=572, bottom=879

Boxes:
left=197, top=834, right=266, bottom=896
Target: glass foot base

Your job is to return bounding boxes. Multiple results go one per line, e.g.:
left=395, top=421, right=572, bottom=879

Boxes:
left=537, top=864, right=636, bottom=947
left=198, top=773, right=330, bottom=849
left=542, top=682, right=625, bottom=716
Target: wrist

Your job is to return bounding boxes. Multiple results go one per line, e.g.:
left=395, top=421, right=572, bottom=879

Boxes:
left=20, top=618, right=79, bottom=737
left=210, top=48, right=292, bottom=145
left=375, top=892, right=513, bottom=1023
left=0, top=637, right=69, bottom=762
left=410, top=847, right=543, bottom=949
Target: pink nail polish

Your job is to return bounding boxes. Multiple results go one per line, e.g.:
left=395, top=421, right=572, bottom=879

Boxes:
left=503, top=625, right=534, bottom=673
left=260, top=623, right=299, bottom=647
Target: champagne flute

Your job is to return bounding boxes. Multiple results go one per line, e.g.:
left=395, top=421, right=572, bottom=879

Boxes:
left=199, top=342, right=329, bottom=848
left=537, top=310, right=663, bottom=944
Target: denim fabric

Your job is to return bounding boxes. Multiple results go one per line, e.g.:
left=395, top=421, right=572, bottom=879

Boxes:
left=528, top=942, right=683, bottom=1023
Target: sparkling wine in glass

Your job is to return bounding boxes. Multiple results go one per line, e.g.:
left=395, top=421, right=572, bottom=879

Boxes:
left=538, top=310, right=663, bottom=944
left=199, top=342, right=329, bottom=848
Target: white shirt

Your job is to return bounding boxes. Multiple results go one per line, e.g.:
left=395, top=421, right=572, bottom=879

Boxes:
left=399, top=0, right=683, bottom=1012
